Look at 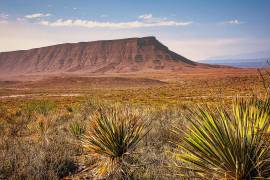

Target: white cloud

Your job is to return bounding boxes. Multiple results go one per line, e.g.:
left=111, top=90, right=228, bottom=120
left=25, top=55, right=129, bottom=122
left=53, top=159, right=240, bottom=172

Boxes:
left=138, top=13, right=171, bottom=24
left=39, top=16, right=192, bottom=29
left=138, top=14, right=153, bottom=20
left=25, top=13, right=51, bottom=19
left=223, top=19, right=244, bottom=25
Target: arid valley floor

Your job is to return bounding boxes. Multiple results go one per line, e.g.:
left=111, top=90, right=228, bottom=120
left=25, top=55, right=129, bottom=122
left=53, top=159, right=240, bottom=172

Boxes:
left=0, top=68, right=266, bottom=108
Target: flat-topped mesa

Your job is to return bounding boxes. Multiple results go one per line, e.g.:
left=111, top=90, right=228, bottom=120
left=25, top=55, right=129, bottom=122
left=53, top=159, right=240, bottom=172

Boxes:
left=0, top=36, right=199, bottom=75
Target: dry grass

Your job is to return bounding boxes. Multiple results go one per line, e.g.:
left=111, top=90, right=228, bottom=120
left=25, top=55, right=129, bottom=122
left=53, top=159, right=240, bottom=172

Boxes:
left=0, top=71, right=268, bottom=179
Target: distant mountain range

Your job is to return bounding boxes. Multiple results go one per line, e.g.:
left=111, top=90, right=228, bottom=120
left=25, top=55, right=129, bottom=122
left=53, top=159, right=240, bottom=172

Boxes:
left=200, top=58, right=269, bottom=68
left=201, top=51, right=270, bottom=68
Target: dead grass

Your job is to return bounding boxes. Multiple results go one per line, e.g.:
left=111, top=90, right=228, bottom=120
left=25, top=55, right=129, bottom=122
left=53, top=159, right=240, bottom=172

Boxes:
left=0, top=71, right=267, bottom=179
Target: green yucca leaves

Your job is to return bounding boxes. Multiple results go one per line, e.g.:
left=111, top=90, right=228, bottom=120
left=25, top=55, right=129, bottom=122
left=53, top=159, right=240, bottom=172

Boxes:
left=173, top=98, right=270, bottom=179
left=81, top=107, right=150, bottom=178
left=69, top=121, right=85, bottom=139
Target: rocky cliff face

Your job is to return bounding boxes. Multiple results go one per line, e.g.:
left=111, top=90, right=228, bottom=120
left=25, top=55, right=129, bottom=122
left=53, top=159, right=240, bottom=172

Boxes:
left=0, top=36, right=199, bottom=75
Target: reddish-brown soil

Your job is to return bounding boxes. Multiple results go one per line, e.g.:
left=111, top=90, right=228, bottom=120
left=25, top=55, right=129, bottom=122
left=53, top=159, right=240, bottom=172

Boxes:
left=0, top=76, right=167, bottom=89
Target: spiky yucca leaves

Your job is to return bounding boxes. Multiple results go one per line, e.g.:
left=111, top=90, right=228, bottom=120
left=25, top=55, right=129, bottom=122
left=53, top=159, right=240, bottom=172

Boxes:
left=81, top=107, right=150, bottom=179
left=69, top=121, right=85, bottom=139
left=173, top=98, right=270, bottom=179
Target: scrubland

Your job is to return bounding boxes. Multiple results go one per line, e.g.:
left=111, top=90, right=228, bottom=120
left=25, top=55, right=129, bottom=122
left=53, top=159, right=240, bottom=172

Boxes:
left=1, top=70, right=270, bottom=179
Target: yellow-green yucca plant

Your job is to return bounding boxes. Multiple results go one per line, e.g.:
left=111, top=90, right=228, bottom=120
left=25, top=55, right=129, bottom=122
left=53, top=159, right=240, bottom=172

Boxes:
left=69, top=121, right=86, bottom=139
left=81, top=107, right=150, bottom=179
left=173, top=98, right=270, bottom=179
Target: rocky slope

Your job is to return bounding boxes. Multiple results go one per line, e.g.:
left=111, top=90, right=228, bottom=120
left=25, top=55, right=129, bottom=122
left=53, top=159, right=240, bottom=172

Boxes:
left=0, top=36, right=207, bottom=76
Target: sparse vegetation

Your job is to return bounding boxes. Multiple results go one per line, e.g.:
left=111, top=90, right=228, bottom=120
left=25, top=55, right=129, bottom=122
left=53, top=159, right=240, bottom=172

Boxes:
left=0, top=73, right=269, bottom=179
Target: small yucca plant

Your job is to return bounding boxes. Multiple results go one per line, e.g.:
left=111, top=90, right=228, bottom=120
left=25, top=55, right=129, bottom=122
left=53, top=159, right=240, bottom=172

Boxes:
left=69, top=121, right=85, bottom=139
left=172, top=98, right=270, bottom=179
left=81, top=107, right=150, bottom=179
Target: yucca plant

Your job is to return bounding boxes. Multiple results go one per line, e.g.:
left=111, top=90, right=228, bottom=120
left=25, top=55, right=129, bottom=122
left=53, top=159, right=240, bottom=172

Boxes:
left=80, top=107, right=150, bottom=179
left=69, top=121, right=86, bottom=139
left=172, top=98, right=270, bottom=179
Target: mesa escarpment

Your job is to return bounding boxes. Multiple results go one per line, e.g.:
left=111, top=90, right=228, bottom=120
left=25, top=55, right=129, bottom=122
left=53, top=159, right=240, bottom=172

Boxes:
left=0, top=36, right=211, bottom=76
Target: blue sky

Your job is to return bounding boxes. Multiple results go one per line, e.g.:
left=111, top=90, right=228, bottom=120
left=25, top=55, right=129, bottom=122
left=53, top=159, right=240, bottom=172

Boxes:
left=0, top=0, right=269, bottom=60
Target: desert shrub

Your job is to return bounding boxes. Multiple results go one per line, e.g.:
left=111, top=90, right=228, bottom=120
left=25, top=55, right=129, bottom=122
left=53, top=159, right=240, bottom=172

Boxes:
left=0, top=107, right=30, bottom=137
left=0, top=102, right=80, bottom=179
left=172, top=98, right=270, bottom=179
left=79, top=106, right=151, bottom=179
left=69, top=121, right=86, bottom=139
left=23, top=99, right=56, bottom=117
left=30, top=135, right=78, bottom=179
left=0, top=130, right=79, bottom=179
